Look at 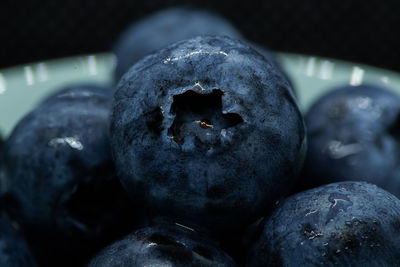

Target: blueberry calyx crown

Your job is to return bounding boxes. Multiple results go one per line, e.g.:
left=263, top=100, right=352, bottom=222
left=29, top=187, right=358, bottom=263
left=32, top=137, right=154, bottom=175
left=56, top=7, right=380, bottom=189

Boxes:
left=167, top=89, right=243, bottom=145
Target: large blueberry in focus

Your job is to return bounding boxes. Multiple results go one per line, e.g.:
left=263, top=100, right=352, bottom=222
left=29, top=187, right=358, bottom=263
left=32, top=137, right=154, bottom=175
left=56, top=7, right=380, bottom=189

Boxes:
left=1, top=85, right=138, bottom=266
left=113, top=6, right=243, bottom=81
left=111, top=35, right=306, bottom=234
left=89, top=222, right=237, bottom=266
left=0, top=213, right=37, bottom=267
left=250, top=43, right=295, bottom=95
left=248, top=181, right=400, bottom=266
left=298, top=84, right=400, bottom=196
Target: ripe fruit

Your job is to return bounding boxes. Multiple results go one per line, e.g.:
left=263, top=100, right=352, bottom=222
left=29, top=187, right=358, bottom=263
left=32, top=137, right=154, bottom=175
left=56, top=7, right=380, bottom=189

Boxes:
left=113, top=7, right=243, bottom=81
left=248, top=181, right=400, bottom=266
left=1, top=84, right=138, bottom=266
left=299, top=84, right=400, bottom=197
left=111, top=35, right=306, bottom=235
left=89, top=222, right=237, bottom=266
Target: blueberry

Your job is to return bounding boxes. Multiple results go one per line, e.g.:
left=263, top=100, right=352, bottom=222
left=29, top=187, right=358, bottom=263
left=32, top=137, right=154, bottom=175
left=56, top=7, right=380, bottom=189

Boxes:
left=88, top=221, right=237, bottom=266
left=1, top=84, right=139, bottom=266
left=39, top=83, right=113, bottom=105
left=113, top=7, right=293, bottom=97
left=111, top=35, right=306, bottom=235
left=248, top=181, right=400, bottom=266
left=298, top=84, right=400, bottom=197
left=0, top=212, right=37, bottom=267
left=249, top=42, right=295, bottom=95
left=113, top=6, right=243, bottom=81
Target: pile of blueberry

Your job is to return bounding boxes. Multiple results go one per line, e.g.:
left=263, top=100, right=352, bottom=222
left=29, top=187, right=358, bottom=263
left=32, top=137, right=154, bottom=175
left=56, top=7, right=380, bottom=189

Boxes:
left=1, top=6, right=400, bottom=267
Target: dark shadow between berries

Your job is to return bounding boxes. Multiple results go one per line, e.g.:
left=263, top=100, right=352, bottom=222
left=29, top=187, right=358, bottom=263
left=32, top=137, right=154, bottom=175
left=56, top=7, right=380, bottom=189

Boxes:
left=388, top=113, right=400, bottom=140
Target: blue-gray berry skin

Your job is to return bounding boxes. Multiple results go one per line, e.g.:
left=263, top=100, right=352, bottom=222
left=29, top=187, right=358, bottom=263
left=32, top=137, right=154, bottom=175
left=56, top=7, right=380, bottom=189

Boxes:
left=113, top=7, right=243, bottom=81
left=248, top=181, right=400, bottom=266
left=298, top=84, right=400, bottom=197
left=111, top=35, right=306, bottom=234
left=249, top=43, right=294, bottom=95
left=40, top=83, right=113, bottom=106
left=1, top=85, right=138, bottom=266
left=0, top=213, right=37, bottom=267
left=88, top=222, right=237, bottom=267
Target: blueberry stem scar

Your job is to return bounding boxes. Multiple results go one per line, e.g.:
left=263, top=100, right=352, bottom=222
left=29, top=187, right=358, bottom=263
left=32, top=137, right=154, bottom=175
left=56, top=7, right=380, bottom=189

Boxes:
left=168, top=89, right=243, bottom=145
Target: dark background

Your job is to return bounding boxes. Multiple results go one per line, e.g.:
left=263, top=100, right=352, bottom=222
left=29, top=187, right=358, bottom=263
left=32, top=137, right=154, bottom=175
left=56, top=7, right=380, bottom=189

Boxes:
left=1, top=0, right=400, bottom=71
